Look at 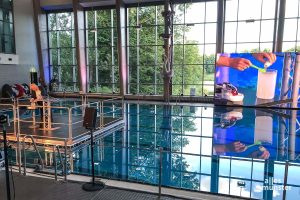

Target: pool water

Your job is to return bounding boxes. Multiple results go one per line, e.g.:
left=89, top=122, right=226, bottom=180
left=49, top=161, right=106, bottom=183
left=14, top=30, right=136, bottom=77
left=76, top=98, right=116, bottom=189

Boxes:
left=70, top=103, right=300, bottom=200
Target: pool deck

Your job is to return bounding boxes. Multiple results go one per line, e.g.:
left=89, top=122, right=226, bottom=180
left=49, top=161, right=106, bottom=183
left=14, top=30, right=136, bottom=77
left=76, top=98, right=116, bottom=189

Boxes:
left=0, top=170, right=243, bottom=200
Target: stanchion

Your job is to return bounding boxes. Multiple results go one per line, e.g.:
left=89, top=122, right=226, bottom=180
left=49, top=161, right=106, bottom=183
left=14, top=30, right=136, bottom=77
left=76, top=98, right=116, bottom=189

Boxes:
left=0, top=114, right=11, bottom=200
left=82, top=107, right=105, bottom=191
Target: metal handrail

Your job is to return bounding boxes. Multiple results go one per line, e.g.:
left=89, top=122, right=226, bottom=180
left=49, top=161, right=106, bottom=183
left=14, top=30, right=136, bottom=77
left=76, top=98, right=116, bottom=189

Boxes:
left=22, top=135, right=44, bottom=176
left=52, top=145, right=66, bottom=181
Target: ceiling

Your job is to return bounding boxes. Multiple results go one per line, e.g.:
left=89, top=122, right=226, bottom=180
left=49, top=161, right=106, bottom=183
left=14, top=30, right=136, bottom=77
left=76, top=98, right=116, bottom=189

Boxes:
left=41, top=0, right=166, bottom=10
left=79, top=0, right=164, bottom=7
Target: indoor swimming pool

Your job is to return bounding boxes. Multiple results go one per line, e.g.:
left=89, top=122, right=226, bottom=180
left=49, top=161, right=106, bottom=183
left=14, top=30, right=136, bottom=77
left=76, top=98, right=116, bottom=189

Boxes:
left=71, top=103, right=300, bottom=200
left=4, top=101, right=300, bottom=199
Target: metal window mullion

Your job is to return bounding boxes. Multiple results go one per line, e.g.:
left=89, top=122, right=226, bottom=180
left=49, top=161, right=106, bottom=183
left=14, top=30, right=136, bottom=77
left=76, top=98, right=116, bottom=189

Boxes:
left=111, top=9, right=115, bottom=93
left=72, top=32, right=76, bottom=91
left=229, top=158, right=232, bottom=194
left=202, top=2, right=207, bottom=96
left=154, top=105, right=157, bottom=182
left=182, top=4, right=186, bottom=95
left=127, top=9, right=131, bottom=93
left=95, top=11, right=99, bottom=92
left=137, top=7, right=140, bottom=94
left=249, top=159, right=254, bottom=199
left=180, top=107, right=183, bottom=188
left=294, top=0, right=300, bottom=50
left=235, top=0, right=240, bottom=52
left=56, top=14, right=62, bottom=90
left=258, top=0, right=264, bottom=51
left=155, top=6, right=158, bottom=95
left=71, top=12, right=76, bottom=91
left=137, top=104, right=140, bottom=158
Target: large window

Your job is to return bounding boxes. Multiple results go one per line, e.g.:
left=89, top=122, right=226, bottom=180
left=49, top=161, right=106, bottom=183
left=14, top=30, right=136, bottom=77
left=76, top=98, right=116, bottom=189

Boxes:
left=172, top=1, right=217, bottom=96
left=47, top=12, right=78, bottom=92
left=224, top=0, right=276, bottom=53
left=44, top=0, right=300, bottom=97
left=0, top=0, right=15, bottom=53
left=282, top=0, right=300, bottom=51
left=86, top=9, right=119, bottom=94
left=127, top=5, right=165, bottom=95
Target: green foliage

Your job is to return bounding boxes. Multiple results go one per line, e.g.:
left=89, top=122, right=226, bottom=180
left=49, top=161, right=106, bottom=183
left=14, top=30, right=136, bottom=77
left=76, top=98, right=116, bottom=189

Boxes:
left=284, top=46, right=300, bottom=52
left=241, top=48, right=272, bottom=53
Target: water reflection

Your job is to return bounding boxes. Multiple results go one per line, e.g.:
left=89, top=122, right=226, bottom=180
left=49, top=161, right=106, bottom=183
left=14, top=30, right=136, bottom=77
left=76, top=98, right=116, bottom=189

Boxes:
left=72, top=103, right=300, bottom=199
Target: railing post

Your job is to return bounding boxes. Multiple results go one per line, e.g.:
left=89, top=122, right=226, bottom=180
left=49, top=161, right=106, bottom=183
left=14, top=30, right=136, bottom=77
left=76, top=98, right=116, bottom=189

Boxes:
left=64, top=139, right=68, bottom=182
left=68, top=108, right=72, bottom=141
left=158, top=147, right=163, bottom=199
left=100, top=101, right=104, bottom=128
left=283, top=161, right=289, bottom=200
left=53, top=146, right=57, bottom=181
left=16, top=102, right=22, bottom=174
left=22, top=138, right=27, bottom=176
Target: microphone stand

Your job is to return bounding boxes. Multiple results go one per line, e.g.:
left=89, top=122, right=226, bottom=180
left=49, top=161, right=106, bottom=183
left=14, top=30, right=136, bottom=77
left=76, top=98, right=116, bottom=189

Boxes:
left=82, top=127, right=105, bottom=191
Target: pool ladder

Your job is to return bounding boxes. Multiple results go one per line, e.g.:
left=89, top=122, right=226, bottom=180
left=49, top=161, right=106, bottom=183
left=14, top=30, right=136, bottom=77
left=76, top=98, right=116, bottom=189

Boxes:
left=22, top=135, right=67, bottom=181
left=22, top=135, right=44, bottom=176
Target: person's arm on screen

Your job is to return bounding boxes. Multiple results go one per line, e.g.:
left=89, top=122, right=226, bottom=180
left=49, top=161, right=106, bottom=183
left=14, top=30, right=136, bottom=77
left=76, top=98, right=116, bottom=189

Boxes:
left=216, top=55, right=252, bottom=71
left=252, top=53, right=276, bottom=65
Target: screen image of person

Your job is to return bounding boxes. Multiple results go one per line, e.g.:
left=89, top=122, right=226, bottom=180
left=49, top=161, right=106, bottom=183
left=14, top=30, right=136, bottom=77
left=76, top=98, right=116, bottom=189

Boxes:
left=214, top=52, right=286, bottom=106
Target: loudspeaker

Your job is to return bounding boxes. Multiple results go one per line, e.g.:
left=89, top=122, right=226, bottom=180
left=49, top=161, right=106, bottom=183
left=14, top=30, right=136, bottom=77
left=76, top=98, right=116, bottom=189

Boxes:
left=30, top=72, right=38, bottom=84
left=83, top=107, right=97, bottom=129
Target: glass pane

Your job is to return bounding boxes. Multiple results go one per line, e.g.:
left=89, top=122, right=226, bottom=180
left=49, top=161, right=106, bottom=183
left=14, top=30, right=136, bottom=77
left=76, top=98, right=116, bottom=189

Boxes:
left=225, top=0, right=238, bottom=21
left=128, top=8, right=137, bottom=26
left=200, top=175, right=211, bottom=192
left=57, top=13, right=72, bottom=30
left=205, top=2, right=218, bottom=22
left=87, top=48, right=96, bottom=65
left=252, top=161, right=265, bottom=181
left=201, top=156, right=211, bottom=174
left=48, top=14, right=56, bottom=30
left=88, top=65, right=97, bottom=85
left=139, top=6, right=156, bottom=26
left=97, top=28, right=112, bottom=46
left=86, top=11, right=95, bottom=29
left=283, top=19, right=297, bottom=42
left=285, top=0, right=300, bottom=18
left=260, top=20, right=274, bottom=42
left=59, top=31, right=72, bottom=47
left=140, top=46, right=156, bottom=65
left=184, top=45, right=203, bottom=64
left=50, top=49, right=58, bottom=65
left=60, top=48, right=74, bottom=65
left=185, top=3, right=205, bottom=23
left=98, top=65, right=112, bottom=83
left=205, top=23, right=217, bottom=43
left=140, top=27, right=155, bottom=45
left=262, top=0, right=276, bottom=19
left=225, top=22, right=237, bottom=43
left=287, top=165, right=300, bottom=185
left=174, top=4, right=184, bottom=24
left=185, top=24, right=204, bottom=44
left=231, top=159, right=252, bottom=179
left=238, top=0, right=262, bottom=20
left=237, top=21, right=260, bottom=43
left=49, top=31, right=57, bottom=48
left=251, top=181, right=264, bottom=199
left=218, top=177, right=230, bottom=194
left=60, top=66, right=74, bottom=83
left=97, top=10, right=111, bottom=28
